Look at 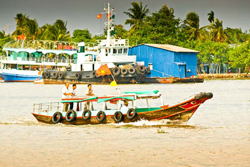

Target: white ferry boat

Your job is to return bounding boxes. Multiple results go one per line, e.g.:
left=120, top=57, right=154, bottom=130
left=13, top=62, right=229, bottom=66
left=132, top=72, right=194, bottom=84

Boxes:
left=0, top=3, right=145, bottom=83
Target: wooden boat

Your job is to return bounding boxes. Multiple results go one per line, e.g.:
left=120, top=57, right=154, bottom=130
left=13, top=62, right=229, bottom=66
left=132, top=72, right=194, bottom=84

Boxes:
left=32, top=90, right=213, bottom=125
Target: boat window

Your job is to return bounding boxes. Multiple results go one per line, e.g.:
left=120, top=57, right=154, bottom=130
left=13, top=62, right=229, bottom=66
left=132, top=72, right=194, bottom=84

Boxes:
left=124, top=48, right=128, bottom=54
left=118, top=49, right=122, bottom=54
left=113, top=49, right=117, bottom=54
left=109, top=49, right=111, bottom=53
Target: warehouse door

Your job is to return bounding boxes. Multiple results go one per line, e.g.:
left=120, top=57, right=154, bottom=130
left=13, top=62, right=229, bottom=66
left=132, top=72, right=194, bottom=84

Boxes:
left=179, top=65, right=186, bottom=78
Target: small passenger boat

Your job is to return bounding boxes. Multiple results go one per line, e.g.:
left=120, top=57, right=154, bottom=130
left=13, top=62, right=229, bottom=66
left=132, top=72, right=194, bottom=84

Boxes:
left=32, top=90, right=213, bottom=125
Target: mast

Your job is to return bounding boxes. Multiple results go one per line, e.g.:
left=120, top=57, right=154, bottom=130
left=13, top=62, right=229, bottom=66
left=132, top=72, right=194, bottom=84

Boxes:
left=103, top=3, right=115, bottom=47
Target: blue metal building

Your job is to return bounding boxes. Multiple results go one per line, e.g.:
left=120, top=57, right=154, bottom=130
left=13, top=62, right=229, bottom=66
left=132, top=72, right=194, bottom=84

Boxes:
left=129, top=44, right=199, bottom=78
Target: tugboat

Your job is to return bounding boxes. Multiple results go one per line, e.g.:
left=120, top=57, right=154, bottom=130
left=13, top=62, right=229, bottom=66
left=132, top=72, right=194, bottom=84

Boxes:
left=42, top=3, right=150, bottom=84
left=32, top=90, right=213, bottom=125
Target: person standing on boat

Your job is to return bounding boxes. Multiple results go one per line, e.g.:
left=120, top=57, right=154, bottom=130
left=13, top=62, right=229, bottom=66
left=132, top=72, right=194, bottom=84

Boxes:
left=69, top=84, right=77, bottom=110
left=62, top=83, right=73, bottom=112
left=85, top=84, right=94, bottom=109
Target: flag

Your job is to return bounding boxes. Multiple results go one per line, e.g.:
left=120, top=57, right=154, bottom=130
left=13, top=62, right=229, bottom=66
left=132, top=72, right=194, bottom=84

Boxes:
left=97, top=14, right=102, bottom=19
left=107, top=13, right=111, bottom=20
left=18, top=35, right=25, bottom=40
left=110, top=80, right=117, bottom=87
left=96, top=64, right=111, bottom=76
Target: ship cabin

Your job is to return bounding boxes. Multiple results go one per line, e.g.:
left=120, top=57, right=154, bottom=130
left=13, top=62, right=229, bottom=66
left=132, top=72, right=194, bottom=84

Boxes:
left=72, top=39, right=137, bottom=72
left=0, top=40, right=78, bottom=72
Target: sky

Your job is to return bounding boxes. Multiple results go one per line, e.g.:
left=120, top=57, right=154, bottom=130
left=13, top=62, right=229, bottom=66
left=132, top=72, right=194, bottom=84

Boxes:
left=0, top=0, right=250, bottom=36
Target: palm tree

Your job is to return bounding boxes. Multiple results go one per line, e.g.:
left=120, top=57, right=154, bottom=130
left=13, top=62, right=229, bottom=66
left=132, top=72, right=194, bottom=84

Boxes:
left=207, top=11, right=215, bottom=24
left=184, top=12, right=206, bottom=41
left=24, top=18, right=39, bottom=40
left=12, top=13, right=28, bottom=37
left=124, top=2, right=149, bottom=30
left=213, top=19, right=228, bottom=42
left=42, top=20, right=70, bottom=41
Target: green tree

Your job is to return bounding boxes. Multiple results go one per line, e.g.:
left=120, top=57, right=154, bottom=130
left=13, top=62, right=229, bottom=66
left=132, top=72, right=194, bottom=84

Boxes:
left=114, top=24, right=128, bottom=39
left=24, top=18, right=39, bottom=40
left=207, top=11, right=215, bottom=24
left=72, top=29, right=91, bottom=42
left=145, top=5, right=180, bottom=44
left=42, top=19, right=70, bottom=41
left=184, top=12, right=207, bottom=41
left=228, top=42, right=250, bottom=71
left=124, top=2, right=149, bottom=31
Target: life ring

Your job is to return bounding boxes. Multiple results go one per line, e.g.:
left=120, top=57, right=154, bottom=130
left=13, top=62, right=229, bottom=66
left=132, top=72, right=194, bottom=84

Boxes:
left=112, top=67, right=121, bottom=76
left=97, top=56, right=101, bottom=61
left=52, top=72, right=58, bottom=79
left=75, top=73, right=81, bottom=80
left=58, top=72, right=65, bottom=79
left=89, top=56, right=92, bottom=61
left=145, top=67, right=151, bottom=75
left=45, top=72, right=50, bottom=78
left=127, top=108, right=137, bottom=120
left=113, top=111, right=123, bottom=123
left=96, top=111, right=106, bottom=122
left=65, top=110, right=76, bottom=122
left=82, top=109, right=91, bottom=120
left=128, top=67, right=135, bottom=74
left=52, top=112, right=62, bottom=124
left=121, top=68, right=128, bottom=75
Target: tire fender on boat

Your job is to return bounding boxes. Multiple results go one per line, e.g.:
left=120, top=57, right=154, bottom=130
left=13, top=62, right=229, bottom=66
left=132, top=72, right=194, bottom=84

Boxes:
left=52, top=72, right=58, bottom=79
left=42, top=72, right=45, bottom=78
left=136, top=66, right=145, bottom=75
left=45, top=72, right=50, bottom=78
left=52, top=112, right=63, bottom=124
left=145, top=67, right=151, bottom=75
left=65, top=110, right=76, bottom=122
left=121, top=68, right=128, bottom=75
left=113, top=111, right=123, bottom=123
left=112, top=67, right=121, bottom=76
left=127, top=108, right=137, bottom=119
left=82, top=109, right=91, bottom=120
left=96, top=111, right=106, bottom=122
left=58, top=72, right=65, bottom=79
left=128, top=67, right=135, bottom=74
left=75, top=73, right=81, bottom=80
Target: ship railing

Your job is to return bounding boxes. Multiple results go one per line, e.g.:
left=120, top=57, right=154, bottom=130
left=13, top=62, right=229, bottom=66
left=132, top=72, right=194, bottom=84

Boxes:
left=33, top=102, right=61, bottom=114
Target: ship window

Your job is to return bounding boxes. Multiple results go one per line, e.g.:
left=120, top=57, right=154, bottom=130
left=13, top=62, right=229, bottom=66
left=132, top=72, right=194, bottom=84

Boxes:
left=113, top=49, right=117, bottom=54
left=109, top=49, right=111, bottom=53
left=118, top=49, right=122, bottom=54
left=124, top=48, right=128, bottom=54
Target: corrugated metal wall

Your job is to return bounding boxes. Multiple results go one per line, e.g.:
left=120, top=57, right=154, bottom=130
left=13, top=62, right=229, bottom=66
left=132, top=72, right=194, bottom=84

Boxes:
left=129, top=45, right=197, bottom=78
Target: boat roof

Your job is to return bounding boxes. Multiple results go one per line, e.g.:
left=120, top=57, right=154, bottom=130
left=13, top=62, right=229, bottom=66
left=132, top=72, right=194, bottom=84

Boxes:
left=61, top=90, right=161, bottom=103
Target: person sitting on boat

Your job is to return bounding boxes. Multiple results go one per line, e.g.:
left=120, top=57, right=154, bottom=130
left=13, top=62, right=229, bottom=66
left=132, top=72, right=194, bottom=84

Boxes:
left=85, top=84, right=94, bottom=109
left=69, top=84, right=77, bottom=110
left=86, top=84, right=94, bottom=96
left=121, top=100, right=129, bottom=113
left=62, top=83, right=74, bottom=112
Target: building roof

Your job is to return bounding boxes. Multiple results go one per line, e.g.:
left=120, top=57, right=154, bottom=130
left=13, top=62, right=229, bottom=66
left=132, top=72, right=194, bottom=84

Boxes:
left=144, top=44, right=199, bottom=53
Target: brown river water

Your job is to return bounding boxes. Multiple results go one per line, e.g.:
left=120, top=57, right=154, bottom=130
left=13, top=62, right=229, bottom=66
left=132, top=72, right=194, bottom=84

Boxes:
left=0, top=80, right=249, bottom=167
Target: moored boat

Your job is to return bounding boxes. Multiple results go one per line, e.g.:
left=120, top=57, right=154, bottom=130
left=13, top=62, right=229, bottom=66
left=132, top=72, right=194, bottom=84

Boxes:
left=32, top=90, right=213, bottom=125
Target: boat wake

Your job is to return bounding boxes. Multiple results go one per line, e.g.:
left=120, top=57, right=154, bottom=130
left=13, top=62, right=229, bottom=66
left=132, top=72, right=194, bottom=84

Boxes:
left=0, top=117, right=39, bottom=126
left=109, top=119, right=196, bottom=129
